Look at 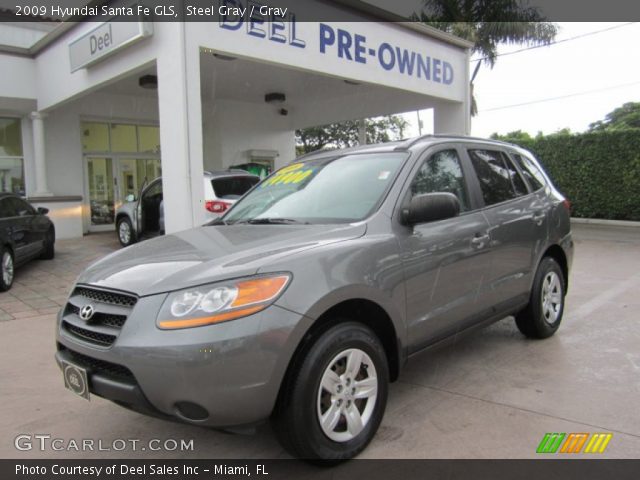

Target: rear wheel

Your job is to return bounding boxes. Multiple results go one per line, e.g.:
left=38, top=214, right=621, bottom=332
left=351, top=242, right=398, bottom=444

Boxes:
left=272, top=321, right=388, bottom=461
left=0, top=247, right=15, bottom=291
left=40, top=228, right=55, bottom=260
left=516, top=257, right=566, bottom=339
left=117, top=217, right=136, bottom=247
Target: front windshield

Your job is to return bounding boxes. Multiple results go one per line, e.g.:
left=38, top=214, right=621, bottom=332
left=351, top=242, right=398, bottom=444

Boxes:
left=222, top=152, right=408, bottom=224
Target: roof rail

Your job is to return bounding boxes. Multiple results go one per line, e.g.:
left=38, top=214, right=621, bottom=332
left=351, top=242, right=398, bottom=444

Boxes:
left=396, top=134, right=517, bottom=150
left=294, top=147, right=338, bottom=162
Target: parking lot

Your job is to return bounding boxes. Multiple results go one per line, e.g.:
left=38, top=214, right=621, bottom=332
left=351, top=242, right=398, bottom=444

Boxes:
left=1, top=223, right=639, bottom=459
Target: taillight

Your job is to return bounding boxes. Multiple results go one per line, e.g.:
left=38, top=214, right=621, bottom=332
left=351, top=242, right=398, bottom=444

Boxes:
left=563, top=199, right=572, bottom=212
left=205, top=200, right=230, bottom=213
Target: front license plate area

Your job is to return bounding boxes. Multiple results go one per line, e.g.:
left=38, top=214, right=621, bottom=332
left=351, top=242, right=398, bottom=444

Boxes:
left=62, top=360, right=90, bottom=400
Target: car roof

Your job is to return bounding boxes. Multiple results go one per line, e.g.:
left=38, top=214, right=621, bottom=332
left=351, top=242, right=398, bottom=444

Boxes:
left=204, top=170, right=261, bottom=179
left=294, top=135, right=519, bottom=163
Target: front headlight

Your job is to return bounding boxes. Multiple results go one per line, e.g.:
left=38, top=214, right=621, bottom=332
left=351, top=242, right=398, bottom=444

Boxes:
left=157, top=273, right=291, bottom=330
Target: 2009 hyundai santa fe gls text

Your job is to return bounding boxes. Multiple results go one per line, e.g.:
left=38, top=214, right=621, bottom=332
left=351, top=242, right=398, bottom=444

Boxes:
left=56, top=135, right=573, bottom=461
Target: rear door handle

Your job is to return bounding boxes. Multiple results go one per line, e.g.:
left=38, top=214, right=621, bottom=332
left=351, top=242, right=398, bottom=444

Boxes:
left=471, top=233, right=490, bottom=248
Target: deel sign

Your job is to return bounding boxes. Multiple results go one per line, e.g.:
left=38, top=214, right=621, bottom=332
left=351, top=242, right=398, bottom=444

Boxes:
left=89, top=23, right=113, bottom=56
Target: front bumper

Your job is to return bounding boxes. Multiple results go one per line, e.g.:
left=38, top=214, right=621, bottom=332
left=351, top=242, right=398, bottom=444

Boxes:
left=55, top=290, right=310, bottom=428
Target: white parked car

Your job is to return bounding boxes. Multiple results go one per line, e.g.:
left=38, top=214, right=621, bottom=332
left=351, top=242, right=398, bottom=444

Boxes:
left=115, top=170, right=260, bottom=247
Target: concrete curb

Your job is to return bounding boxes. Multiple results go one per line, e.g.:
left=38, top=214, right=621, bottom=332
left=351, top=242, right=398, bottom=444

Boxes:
left=571, top=217, right=640, bottom=228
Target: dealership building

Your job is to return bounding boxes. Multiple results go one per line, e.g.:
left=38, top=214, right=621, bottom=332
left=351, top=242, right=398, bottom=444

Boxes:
left=0, top=0, right=472, bottom=239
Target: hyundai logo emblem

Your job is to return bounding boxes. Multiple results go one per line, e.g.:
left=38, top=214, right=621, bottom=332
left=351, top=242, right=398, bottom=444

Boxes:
left=79, top=304, right=95, bottom=321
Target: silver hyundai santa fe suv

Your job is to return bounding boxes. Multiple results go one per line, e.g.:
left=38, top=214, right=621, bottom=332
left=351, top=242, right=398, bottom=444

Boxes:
left=56, top=136, right=573, bottom=461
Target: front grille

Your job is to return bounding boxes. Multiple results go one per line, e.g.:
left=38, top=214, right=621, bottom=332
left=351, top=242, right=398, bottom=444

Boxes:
left=62, top=286, right=137, bottom=348
left=59, top=344, right=134, bottom=380
left=72, top=287, right=137, bottom=307
left=66, top=304, right=127, bottom=328
left=63, top=323, right=116, bottom=347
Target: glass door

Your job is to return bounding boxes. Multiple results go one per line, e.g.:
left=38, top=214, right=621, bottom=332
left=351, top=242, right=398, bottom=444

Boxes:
left=86, top=156, right=115, bottom=230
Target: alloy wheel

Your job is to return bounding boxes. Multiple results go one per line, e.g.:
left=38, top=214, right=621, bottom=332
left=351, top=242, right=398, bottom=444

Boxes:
left=316, top=348, right=378, bottom=442
left=118, top=221, right=131, bottom=244
left=541, top=271, right=562, bottom=325
left=2, top=251, right=14, bottom=286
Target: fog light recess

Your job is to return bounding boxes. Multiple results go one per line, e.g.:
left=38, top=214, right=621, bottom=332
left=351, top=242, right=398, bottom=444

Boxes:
left=175, top=401, right=209, bottom=421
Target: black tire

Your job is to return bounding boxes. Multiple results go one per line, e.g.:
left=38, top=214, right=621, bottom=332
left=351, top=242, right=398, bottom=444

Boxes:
left=0, top=246, right=15, bottom=291
left=272, top=321, right=389, bottom=462
left=117, top=217, right=136, bottom=247
left=40, top=228, right=55, bottom=260
left=516, top=257, right=566, bottom=339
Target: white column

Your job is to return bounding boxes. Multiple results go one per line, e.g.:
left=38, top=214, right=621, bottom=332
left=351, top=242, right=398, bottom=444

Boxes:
left=434, top=48, right=471, bottom=136
left=156, top=23, right=205, bottom=233
left=29, top=111, right=53, bottom=196
left=433, top=101, right=469, bottom=135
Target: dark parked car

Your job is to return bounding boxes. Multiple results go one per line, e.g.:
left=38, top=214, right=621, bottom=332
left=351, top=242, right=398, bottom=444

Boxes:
left=0, top=193, right=55, bottom=291
left=56, top=136, right=572, bottom=460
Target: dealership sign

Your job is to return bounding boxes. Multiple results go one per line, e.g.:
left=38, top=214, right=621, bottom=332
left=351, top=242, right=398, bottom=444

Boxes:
left=69, top=21, right=153, bottom=72
left=212, top=0, right=466, bottom=101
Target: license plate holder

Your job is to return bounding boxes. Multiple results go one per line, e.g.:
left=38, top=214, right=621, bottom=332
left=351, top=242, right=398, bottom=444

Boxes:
left=62, top=360, right=90, bottom=400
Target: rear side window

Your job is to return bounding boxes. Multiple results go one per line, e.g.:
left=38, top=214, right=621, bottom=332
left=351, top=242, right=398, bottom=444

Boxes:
left=511, top=153, right=546, bottom=191
left=468, top=149, right=527, bottom=206
left=211, top=176, right=259, bottom=200
left=411, top=149, right=470, bottom=212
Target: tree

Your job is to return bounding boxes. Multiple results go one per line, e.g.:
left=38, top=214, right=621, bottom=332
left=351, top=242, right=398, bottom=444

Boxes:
left=589, top=102, right=640, bottom=132
left=414, top=1, right=557, bottom=114
left=296, top=115, right=408, bottom=155
left=490, top=130, right=533, bottom=143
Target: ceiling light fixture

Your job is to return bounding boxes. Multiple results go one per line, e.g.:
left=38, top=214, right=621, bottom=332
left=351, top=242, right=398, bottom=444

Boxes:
left=265, top=92, right=286, bottom=104
left=139, top=74, right=158, bottom=90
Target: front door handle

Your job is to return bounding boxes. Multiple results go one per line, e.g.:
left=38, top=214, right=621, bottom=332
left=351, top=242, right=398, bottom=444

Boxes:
left=471, top=233, right=490, bottom=249
left=532, top=211, right=546, bottom=225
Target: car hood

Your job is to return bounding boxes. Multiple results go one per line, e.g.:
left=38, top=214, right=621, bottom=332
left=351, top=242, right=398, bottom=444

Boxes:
left=77, top=223, right=366, bottom=296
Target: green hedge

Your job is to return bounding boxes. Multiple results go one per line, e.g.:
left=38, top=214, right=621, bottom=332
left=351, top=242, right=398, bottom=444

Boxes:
left=512, top=131, right=640, bottom=221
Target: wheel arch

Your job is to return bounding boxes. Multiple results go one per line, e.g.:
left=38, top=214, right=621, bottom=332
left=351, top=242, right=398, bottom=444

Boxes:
left=541, top=244, right=569, bottom=292
left=115, top=212, right=132, bottom=225
left=281, top=297, right=402, bottom=391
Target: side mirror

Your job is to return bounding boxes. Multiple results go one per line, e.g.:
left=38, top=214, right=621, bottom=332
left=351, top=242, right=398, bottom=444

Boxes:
left=402, top=192, right=460, bottom=225
left=37, top=207, right=49, bottom=215
left=125, top=194, right=136, bottom=202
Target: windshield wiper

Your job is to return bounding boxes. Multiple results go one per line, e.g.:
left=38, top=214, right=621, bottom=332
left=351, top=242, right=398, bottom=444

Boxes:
left=245, top=218, right=307, bottom=225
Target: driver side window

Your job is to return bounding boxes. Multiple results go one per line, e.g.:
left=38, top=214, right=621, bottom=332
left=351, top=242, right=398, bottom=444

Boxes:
left=410, top=149, right=470, bottom=212
left=143, top=181, right=163, bottom=199
left=7, top=197, right=34, bottom=216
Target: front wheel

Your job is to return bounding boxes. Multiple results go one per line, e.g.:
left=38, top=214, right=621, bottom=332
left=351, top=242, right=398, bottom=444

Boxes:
left=117, top=217, right=136, bottom=247
left=0, top=247, right=15, bottom=291
left=516, top=257, right=566, bottom=339
left=272, top=322, right=389, bottom=461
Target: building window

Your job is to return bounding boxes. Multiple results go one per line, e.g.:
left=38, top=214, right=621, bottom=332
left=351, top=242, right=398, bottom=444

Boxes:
left=81, top=121, right=160, bottom=154
left=0, top=118, right=24, bottom=195
left=82, top=122, right=110, bottom=152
